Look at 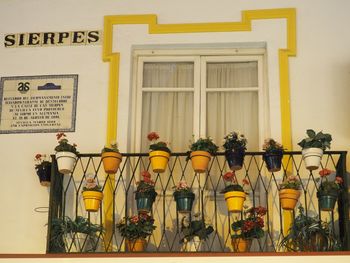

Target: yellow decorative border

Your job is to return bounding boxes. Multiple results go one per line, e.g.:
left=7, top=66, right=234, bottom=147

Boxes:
left=102, top=8, right=296, bottom=249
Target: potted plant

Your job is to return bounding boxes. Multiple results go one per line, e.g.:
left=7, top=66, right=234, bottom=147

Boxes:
left=173, top=181, right=195, bottom=213
left=223, top=131, right=247, bottom=171
left=54, top=132, right=78, bottom=174
left=116, top=214, right=156, bottom=252
left=316, top=168, right=343, bottom=211
left=34, top=153, right=51, bottom=186
left=50, top=216, right=103, bottom=252
left=262, top=138, right=284, bottom=172
left=298, top=129, right=332, bottom=170
left=147, top=132, right=171, bottom=173
left=279, top=175, right=302, bottom=210
left=221, top=171, right=249, bottom=213
left=180, top=213, right=214, bottom=251
left=82, top=175, right=103, bottom=212
left=188, top=136, right=218, bottom=173
left=101, top=141, right=122, bottom=174
left=280, top=206, right=339, bottom=251
left=135, top=171, right=157, bottom=214
left=231, top=206, right=267, bottom=252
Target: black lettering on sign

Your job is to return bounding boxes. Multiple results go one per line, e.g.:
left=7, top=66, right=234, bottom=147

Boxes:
left=18, top=82, right=30, bottom=93
left=87, top=31, right=99, bottom=43
left=4, top=34, right=16, bottom=47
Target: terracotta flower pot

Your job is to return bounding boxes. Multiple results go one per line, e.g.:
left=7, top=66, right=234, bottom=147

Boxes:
left=302, top=147, right=323, bottom=170
left=126, top=238, right=146, bottom=252
left=82, top=190, right=103, bottom=212
left=149, top=150, right=170, bottom=173
left=279, top=189, right=301, bottom=210
left=231, top=238, right=251, bottom=252
left=190, top=151, right=211, bottom=173
left=101, top=152, right=122, bottom=174
left=224, top=191, right=246, bottom=212
left=55, top=151, right=77, bottom=174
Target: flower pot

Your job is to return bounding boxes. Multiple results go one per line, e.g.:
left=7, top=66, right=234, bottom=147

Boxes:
left=65, top=233, right=98, bottom=252
left=224, top=191, right=246, bottom=212
left=225, top=150, right=244, bottom=171
left=263, top=152, right=283, bottom=172
left=126, top=238, right=146, bottom=252
left=173, top=191, right=195, bottom=213
left=190, top=151, right=211, bottom=173
left=82, top=191, right=103, bottom=212
left=135, top=192, right=156, bottom=213
left=317, top=192, right=338, bottom=211
left=149, top=150, right=170, bottom=173
left=36, top=162, right=51, bottom=186
left=101, top=152, right=122, bottom=174
left=55, top=151, right=77, bottom=174
left=182, top=236, right=203, bottom=252
left=279, top=189, right=301, bottom=210
left=231, top=238, right=251, bottom=252
left=302, top=148, right=323, bottom=170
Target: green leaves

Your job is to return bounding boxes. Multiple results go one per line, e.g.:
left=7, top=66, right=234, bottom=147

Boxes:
left=298, top=129, right=332, bottom=151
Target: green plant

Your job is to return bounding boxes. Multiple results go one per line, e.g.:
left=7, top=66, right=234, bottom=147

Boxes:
left=180, top=214, right=214, bottom=243
left=297, top=129, right=332, bottom=151
left=189, top=136, right=218, bottom=155
left=49, top=216, right=103, bottom=252
left=173, top=180, right=193, bottom=194
left=135, top=171, right=157, bottom=198
left=82, top=175, right=102, bottom=192
left=116, top=214, right=156, bottom=241
left=280, top=206, right=340, bottom=251
left=147, top=132, right=171, bottom=153
left=54, top=132, right=79, bottom=155
left=221, top=171, right=249, bottom=194
left=223, top=131, right=247, bottom=152
left=101, top=141, right=119, bottom=153
left=317, top=168, right=343, bottom=196
left=231, top=206, right=267, bottom=239
left=279, top=175, right=302, bottom=190
left=262, top=138, right=284, bottom=153
left=34, top=153, right=51, bottom=169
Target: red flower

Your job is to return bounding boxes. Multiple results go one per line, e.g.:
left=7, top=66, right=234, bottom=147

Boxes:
left=255, top=206, right=267, bottom=216
left=319, top=168, right=332, bottom=177
left=335, top=177, right=343, bottom=184
left=35, top=153, right=42, bottom=160
left=256, top=217, right=264, bottom=227
left=141, top=170, right=151, bottom=178
left=130, top=216, right=139, bottom=223
left=147, top=132, right=159, bottom=141
left=223, top=171, right=236, bottom=182
left=242, top=178, right=250, bottom=186
left=56, top=132, right=66, bottom=141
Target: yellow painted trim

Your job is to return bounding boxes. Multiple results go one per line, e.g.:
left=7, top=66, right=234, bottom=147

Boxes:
left=102, top=8, right=297, bottom=248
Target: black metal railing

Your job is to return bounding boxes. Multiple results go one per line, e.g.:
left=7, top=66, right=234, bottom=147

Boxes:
left=47, top=151, right=349, bottom=253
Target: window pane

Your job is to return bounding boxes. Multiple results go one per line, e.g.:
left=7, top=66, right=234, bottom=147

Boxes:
left=206, top=61, right=258, bottom=88
left=143, top=62, right=194, bottom=88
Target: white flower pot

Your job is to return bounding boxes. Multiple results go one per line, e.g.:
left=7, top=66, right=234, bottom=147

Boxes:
left=65, top=233, right=98, bottom=252
left=302, top=148, right=323, bottom=170
left=56, top=151, right=77, bottom=174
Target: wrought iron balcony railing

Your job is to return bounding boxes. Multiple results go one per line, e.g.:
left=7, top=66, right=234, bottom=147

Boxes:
left=46, top=151, right=349, bottom=253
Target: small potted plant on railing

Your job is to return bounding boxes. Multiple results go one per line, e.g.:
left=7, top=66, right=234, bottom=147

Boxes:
left=221, top=171, right=249, bottom=213
left=279, top=175, right=302, bottom=210
left=54, top=132, right=78, bottom=174
left=147, top=132, right=171, bottom=173
left=223, top=131, right=247, bottom=171
left=173, top=181, right=195, bottom=213
left=135, top=171, right=157, bottom=214
left=82, top=175, right=103, bottom=212
left=116, top=214, right=156, bottom=252
left=231, top=206, right=267, bottom=252
left=34, top=153, right=51, bottom=186
left=316, top=168, right=343, bottom=211
left=280, top=206, right=339, bottom=251
left=298, top=129, right=332, bottom=170
left=180, top=213, right=214, bottom=251
left=262, top=138, right=284, bottom=172
left=188, top=136, right=218, bottom=173
left=101, top=141, right=122, bottom=174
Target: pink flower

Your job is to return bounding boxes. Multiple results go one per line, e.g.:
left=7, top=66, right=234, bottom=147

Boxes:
left=141, top=170, right=151, bottom=178
left=147, top=132, right=159, bottom=141
left=335, top=177, right=343, bottom=184
left=319, top=168, right=332, bottom=177
left=130, top=215, right=139, bottom=223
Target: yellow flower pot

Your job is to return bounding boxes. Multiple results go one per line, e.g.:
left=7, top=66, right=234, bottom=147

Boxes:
left=82, top=190, right=103, bottom=212
left=279, top=189, right=301, bottom=210
left=224, top=191, right=246, bottom=212
left=231, top=238, right=251, bottom=252
left=101, top=152, right=122, bottom=174
left=190, top=151, right=211, bottom=173
left=126, top=238, right=146, bottom=252
left=149, top=150, right=170, bottom=173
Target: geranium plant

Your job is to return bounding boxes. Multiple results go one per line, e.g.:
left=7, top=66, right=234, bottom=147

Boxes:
left=279, top=175, right=302, bottom=190
left=82, top=176, right=102, bottom=192
left=135, top=171, right=157, bottom=196
left=147, top=132, right=171, bottom=153
left=180, top=213, right=214, bottom=243
left=189, top=136, right=218, bottom=155
left=116, top=214, right=156, bottom=241
left=317, top=168, right=343, bottom=196
left=262, top=138, right=284, bottom=153
left=55, top=132, right=79, bottom=155
left=221, top=171, right=249, bottom=194
left=35, top=153, right=51, bottom=169
left=34, top=153, right=51, bottom=186
left=173, top=181, right=193, bottom=194
left=101, top=141, right=119, bottom=153
left=231, top=206, right=266, bottom=240
left=223, top=131, right=247, bottom=152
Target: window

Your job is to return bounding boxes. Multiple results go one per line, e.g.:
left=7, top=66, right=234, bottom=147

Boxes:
left=131, top=48, right=266, bottom=153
